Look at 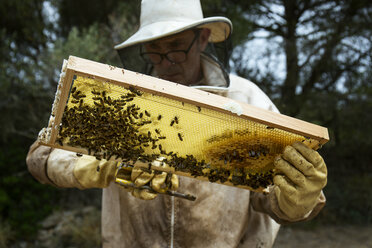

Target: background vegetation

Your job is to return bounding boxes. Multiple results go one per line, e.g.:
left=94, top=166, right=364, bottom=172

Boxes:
left=1, top=0, right=371, bottom=246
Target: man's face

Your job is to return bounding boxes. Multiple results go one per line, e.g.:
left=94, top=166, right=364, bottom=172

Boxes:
left=143, top=29, right=210, bottom=86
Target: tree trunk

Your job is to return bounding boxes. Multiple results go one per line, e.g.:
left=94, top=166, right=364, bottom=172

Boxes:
left=281, top=0, right=300, bottom=116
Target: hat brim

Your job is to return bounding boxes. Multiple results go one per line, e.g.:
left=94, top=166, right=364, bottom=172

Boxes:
left=114, top=16, right=232, bottom=50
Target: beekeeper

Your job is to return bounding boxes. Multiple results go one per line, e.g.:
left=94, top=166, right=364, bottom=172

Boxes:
left=26, top=0, right=327, bottom=247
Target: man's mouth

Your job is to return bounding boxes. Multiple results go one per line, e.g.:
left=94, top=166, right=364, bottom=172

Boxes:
left=160, top=73, right=179, bottom=81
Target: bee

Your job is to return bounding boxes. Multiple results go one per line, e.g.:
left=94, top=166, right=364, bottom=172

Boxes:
left=157, top=114, right=162, bottom=120
left=96, top=166, right=100, bottom=172
left=106, top=96, right=112, bottom=105
left=197, top=106, right=201, bottom=112
left=71, top=91, right=82, bottom=101
left=145, top=110, right=151, bottom=117
left=170, top=116, right=179, bottom=126
left=71, top=87, right=77, bottom=94
left=155, top=129, right=161, bottom=135
left=266, top=126, right=275, bottom=130
left=178, top=133, right=184, bottom=141
left=76, top=153, right=83, bottom=157
left=91, top=90, right=100, bottom=95
left=129, top=86, right=142, bottom=96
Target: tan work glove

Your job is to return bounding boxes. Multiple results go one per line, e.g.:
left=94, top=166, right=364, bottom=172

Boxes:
left=272, top=141, right=327, bottom=220
left=127, top=158, right=179, bottom=200
left=73, top=155, right=118, bottom=189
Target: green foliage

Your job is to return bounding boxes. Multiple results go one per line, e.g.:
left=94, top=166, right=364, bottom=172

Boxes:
left=0, top=0, right=139, bottom=243
left=0, top=0, right=47, bottom=59
left=0, top=219, right=14, bottom=248
left=53, top=0, right=140, bottom=38
left=0, top=138, right=60, bottom=239
left=52, top=24, right=118, bottom=64
left=0, top=1, right=61, bottom=240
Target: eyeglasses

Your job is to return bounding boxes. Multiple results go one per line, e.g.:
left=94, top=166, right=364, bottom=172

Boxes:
left=140, top=31, right=201, bottom=65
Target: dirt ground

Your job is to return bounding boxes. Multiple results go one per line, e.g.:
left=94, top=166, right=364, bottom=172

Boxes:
left=273, top=225, right=372, bottom=248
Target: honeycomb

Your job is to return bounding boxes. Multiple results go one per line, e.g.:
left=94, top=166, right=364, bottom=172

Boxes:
left=52, top=74, right=317, bottom=191
left=39, top=56, right=328, bottom=192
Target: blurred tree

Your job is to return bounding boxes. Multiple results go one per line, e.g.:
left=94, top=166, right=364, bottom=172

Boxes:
left=0, top=0, right=61, bottom=241
left=0, top=0, right=53, bottom=140
left=51, top=0, right=140, bottom=39
left=0, top=1, right=48, bottom=61
left=0, top=0, right=140, bottom=242
left=206, top=0, right=372, bottom=224
left=226, top=0, right=372, bottom=116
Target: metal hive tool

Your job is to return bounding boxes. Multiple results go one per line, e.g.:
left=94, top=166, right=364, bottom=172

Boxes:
left=38, top=56, right=329, bottom=192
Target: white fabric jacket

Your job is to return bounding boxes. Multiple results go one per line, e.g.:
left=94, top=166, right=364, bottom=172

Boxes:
left=26, top=55, right=325, bottom=248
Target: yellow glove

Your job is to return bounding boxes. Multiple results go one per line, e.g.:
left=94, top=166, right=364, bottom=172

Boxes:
left=73, top=155, right=118, bottom=189
left=127, top=158, right=179, bottom=200
left=273, top=141, right=327, bottom=220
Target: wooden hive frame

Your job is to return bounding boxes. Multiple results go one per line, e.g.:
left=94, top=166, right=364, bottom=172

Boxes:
left=39, top=55, right=329, bottom=192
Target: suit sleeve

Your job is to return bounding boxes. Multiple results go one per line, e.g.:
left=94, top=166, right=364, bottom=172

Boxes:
left=26, top=140, right=117, bottom=189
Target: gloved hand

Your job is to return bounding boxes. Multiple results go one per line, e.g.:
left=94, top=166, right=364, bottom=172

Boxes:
left=73, top=154, right=118, bottom=189
left=272, top=141, right=327, bottom=220
left=126, top=158, right=179, bottom=200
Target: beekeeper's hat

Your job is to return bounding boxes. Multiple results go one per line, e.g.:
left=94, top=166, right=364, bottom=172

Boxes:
left=114, top=0, right=232, bottom=50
